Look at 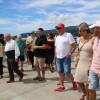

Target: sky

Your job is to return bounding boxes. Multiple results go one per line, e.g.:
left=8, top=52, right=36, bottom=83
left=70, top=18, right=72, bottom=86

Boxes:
left=0, top=0, right=100, bottom=35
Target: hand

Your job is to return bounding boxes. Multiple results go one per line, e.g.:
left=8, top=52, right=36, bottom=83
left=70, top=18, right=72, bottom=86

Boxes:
left=65, top=53, right=71, bottom=58
left=53, top=59, right=56, bottom=65
left=15, top=58, right=18, bottom=62
left=98, top=74, right=100, bottom=78
left=33, top=46, right=38, bottom=49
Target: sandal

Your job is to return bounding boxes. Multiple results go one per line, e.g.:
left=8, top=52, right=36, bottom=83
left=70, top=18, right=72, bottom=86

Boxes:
left=50, top=67, right=54, bottom=73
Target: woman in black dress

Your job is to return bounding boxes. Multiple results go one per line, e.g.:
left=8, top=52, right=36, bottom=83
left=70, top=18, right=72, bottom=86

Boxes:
left=45, top=33, right=55, bottom=72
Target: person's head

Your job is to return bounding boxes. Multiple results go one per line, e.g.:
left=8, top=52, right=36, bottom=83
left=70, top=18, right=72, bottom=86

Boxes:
left=37, top=28, right=44, bottom=36
left=0, top=34, right=4, bottom=39
left=78, top=22, right=90, bottom=37
left=17, top=35, right=22, bottom=41
left=55, top=23, right=65, bottom=35
left=30, top=31, right=35, bottom=37
left=5, top=33, right=11, bottom=42
left=48, top=33, right=54, bottom=39
left=89, top=21, right=100, bottom=36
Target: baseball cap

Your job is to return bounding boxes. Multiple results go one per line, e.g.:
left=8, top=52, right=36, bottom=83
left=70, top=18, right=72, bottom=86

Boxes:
left=55, top=23, right=65, bottom=28
left=89, top=21, right=100, bottom=28
left=78, top=22, right=89, bottom=30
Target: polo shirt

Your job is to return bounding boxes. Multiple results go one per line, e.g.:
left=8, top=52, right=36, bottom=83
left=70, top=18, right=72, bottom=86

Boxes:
left=34, top=35, right=47, bottom=58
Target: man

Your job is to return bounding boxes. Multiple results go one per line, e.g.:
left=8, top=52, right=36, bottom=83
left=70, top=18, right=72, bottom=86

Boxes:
left=26, top=32, right=37, bottom=70
left=33, top=28, right=47, bottom=81
left=54, top=23, right=77, bottom=91
left=88, top=21, right=100, bottom=100
left=16, top=35, right=25, bottom=71
left=5, top=34, right=23, bottom=83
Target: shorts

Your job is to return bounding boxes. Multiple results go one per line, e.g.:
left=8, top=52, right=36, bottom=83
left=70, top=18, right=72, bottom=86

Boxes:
left=34, top=56, right=45, bottom=69
left=56, top=57, right=71, bottom=74
left=18, top=56, right=25, bottom=61
left=88, top=70, right=100, bottom=90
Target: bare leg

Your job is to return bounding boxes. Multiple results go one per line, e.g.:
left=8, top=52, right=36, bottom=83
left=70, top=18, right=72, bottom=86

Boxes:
left=77, top=82, right=86, bottom=100
left=21, top=61, right=24, bottom=70
left=85, top=84, right=89, bottom=100
left=41, top=68, right=45, bottom=78
left=89, top=90, right=96, bottom=100
left=66, top=73, right=74, bottom=81
left=59, top=73, right=65, bottom=86
left=36, top=66, right=41, bottom=77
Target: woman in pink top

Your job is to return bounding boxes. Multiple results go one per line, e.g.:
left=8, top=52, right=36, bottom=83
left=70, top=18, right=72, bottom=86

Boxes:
left=89, top=21, right=100, bottom=100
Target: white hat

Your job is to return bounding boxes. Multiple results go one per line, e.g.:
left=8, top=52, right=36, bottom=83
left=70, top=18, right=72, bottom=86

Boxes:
left=89, top=21, right=100, bottom=28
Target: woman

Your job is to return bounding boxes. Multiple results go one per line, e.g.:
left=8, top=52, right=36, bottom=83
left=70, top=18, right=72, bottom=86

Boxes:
left=0, top=34, right=4, bottom=78
left=45, top=33, right=55, bottom=72
left=74, top=23, right=95, bottom=100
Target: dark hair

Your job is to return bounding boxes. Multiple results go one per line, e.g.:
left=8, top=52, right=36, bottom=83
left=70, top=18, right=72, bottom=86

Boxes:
left=31, top=31, right=35, bottom=35
left=0, top=34, right=4, bottom=38
left=48, top=33, right=54, bottom=39
left=38, top=28, right=44, bottom=32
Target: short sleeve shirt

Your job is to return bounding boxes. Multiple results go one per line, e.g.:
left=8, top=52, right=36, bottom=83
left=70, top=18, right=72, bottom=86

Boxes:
left=34, top=35, right=47, bottom=58
left=55, top=32, right=75, bottom=59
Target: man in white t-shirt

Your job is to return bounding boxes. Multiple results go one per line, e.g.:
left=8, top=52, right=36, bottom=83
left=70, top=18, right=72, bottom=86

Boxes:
left=54, top=23, right=77, bottom=91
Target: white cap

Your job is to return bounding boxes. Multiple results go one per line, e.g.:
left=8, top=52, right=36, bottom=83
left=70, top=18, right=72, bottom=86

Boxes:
left=89, top=21, right=100, bottom=28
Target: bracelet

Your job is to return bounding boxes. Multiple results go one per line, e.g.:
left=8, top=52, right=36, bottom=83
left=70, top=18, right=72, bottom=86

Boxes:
left=68, top=53, right=72, bottom=55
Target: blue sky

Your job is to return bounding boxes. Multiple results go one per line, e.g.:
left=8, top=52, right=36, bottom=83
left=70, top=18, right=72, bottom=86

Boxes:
left=0, top=0, right=100, bottom=35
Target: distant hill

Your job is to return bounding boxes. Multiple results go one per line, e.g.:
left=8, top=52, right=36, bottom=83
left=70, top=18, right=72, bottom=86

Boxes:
left=20, top=26, right=78, bottom=38
left=44, top=26, right=78, bottom=36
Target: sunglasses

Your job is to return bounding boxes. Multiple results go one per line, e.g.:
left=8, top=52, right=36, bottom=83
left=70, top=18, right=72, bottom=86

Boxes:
left=56, top=27, right=61, bottom=30
left=79, top=30, right=86, bottom=33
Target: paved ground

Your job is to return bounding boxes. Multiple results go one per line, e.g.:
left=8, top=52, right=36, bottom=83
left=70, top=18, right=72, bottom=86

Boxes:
left=0, top=56, right=100, bottom=100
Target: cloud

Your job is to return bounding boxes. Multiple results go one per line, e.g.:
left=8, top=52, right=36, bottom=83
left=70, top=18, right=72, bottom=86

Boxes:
left=0, top=0, right=100, bottom=34
left=0, top=18, right=11, bottom=25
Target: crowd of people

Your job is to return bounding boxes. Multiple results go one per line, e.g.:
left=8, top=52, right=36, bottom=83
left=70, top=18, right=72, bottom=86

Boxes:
left=0, top=21, right=100, bottom=100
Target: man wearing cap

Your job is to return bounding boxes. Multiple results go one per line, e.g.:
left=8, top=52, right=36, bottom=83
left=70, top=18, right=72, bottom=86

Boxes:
left=26, top=32, right=37, bottom=70
left=5, top=34, right=23, bottom=83
left=54, top=23, right=77, bottom=91
left=88, top=21, right=100, bottom=100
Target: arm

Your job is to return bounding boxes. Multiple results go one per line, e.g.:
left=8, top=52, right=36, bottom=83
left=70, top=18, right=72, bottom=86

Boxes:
left=69, top=42, right=76, bottom=55
left=14, top=41, right=20, bottom=59
left=34, top=44, right=47, bottom=49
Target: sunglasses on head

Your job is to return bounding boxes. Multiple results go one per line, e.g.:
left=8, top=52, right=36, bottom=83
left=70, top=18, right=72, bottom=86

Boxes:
left=56, top=27, right=61, bottom=30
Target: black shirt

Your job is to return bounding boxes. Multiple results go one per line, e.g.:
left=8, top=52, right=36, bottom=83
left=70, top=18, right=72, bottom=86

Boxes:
left=34, top=35, right=47, bottom=58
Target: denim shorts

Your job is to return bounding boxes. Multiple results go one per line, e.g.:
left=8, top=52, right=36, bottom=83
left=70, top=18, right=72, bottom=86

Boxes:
left=56, top=57, right=71, bottom=74
left=88, top=70, right=100, bottom=90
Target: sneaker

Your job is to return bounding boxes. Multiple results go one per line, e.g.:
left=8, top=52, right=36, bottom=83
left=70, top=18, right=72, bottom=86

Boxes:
left=0, top=75, right=3, bottom=79
left=39, top=77, right=45, bottom=81
left=33, top=76, right=40, bottom=80
left=19, top=75, right=24, bottom=81
left=21, top=68, right=24, bottom=72
left=32, top=67, right=36, bottom=70
left=54, top=86, right=65, bottom=91
left=72, top=81, right=77, bottom=90
left=6, top=80, right=14, bottom=83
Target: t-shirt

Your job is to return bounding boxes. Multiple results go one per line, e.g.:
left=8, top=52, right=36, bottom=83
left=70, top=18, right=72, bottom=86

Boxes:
left=34, top=35, right=47, bottom=58
left=16, top=40, right=25, bottom=56
left=91, top=37, right=100, bottom=74
left=55, top=32, right=75, bottom=59
left=0, top=42, right=3, bottom=57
